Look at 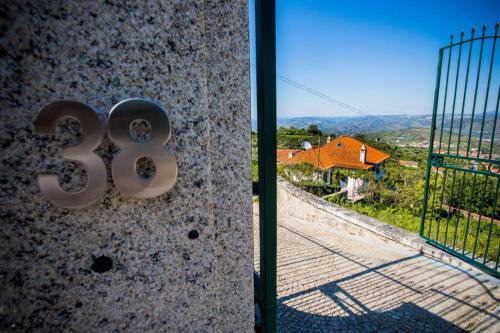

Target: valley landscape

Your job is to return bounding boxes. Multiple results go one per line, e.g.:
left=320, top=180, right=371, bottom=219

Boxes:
left=252, top=112, right=499, bottom=148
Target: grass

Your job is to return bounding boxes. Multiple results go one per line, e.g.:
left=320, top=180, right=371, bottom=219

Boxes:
left=333, top=201, right=500, bottom=263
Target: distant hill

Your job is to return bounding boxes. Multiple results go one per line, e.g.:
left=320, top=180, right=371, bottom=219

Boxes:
left=251, top=112, right=498, bottom=139
left=363, top=127, right=500, bottom=155
left=364, top=128, right=431, bottom=144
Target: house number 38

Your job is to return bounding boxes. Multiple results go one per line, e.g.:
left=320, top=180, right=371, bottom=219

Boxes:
left=34, top=99, right=177, bottom=209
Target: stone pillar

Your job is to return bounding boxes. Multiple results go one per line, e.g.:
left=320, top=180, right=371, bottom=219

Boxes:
left=0, top=1, right=253, bottom=332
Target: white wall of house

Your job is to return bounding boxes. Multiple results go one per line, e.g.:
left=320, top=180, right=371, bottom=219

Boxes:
left=347, top=177, right=365, bottom=199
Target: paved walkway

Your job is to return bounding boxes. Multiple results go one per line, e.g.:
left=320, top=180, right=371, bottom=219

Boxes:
left=254, top=204, right=500, bottom=332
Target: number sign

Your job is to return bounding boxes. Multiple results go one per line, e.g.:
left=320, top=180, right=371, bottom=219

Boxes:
left=34, top=99, right=177, bottom=208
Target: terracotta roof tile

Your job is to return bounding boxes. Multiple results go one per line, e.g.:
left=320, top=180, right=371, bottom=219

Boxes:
left=277, top=149, right=300, bottom=162
left=281, top=136, right=390, bottom=170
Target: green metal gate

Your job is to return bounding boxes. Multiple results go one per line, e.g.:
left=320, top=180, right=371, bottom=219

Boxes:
left=420, top=24, right=500, bottom=278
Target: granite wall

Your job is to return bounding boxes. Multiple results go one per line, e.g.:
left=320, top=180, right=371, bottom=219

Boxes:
left=0, top=1, right=253, bottom=332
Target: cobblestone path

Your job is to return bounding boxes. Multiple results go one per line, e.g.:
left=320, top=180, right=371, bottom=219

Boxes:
left=254, top=205, right=500, bottom=332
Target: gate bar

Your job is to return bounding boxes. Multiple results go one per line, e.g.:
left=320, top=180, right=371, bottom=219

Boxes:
left=465, top=26, right=487, bottom=158
left=255, top=0, right=277, bottom=332
left=446, top=32, right=463, bottom=155
left=476, top=23, right=498, bottom=158
left=483, top=179, right=499, bottom=264
left=488, top=86, right=500, bottom=158
left=456, top=29, right=475, bottom=155
left=437, top=35, right=453, bottom=153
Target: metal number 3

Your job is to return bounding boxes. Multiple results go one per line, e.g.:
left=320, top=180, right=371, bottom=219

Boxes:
left=34, top=99, right=177, bottom=208
left=34, top=101, right=107, bottom=209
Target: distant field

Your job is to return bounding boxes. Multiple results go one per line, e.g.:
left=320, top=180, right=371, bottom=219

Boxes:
left=365, top=128, right=431, bottom=143
left=365, top=128, right=500, bottom=155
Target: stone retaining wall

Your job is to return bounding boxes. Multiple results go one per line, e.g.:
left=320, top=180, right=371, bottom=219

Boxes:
left=277, top=177, right=483, bottom=273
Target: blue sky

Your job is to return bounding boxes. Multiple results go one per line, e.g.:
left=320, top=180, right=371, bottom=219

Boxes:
left=249, top=0, right=500, bottom=118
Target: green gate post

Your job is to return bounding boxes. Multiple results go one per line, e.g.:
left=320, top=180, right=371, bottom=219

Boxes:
left=256, top=0, right=277, bottom=332
left=420, top=48, right=443, bottom=237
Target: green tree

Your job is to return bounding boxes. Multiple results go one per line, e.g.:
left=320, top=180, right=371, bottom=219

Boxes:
left=307, top=124, right=322, bottom=136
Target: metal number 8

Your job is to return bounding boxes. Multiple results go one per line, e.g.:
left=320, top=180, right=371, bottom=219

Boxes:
left=107, top=99, right=177, bottom=198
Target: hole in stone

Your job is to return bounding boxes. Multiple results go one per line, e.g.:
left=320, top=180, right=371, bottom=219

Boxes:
left=91, top=256, right=113, bottom=273
left=135, top=157, right=156, bottom=179
left=188, top=230, right=199, bottom=240
left=129, top=119, right=152, bottom=143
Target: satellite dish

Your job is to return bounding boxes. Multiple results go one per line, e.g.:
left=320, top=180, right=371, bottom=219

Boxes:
left=302, top=141, right=313, bottom=150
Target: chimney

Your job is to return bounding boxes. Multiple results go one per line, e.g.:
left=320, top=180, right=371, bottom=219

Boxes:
left=288, top=151, right=295, bottom=159
left=327, top=135, right=331, bottom=143
left=360, top=144, right=366, bottom=163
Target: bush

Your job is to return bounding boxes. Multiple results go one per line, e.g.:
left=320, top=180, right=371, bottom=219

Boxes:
left=297, top=183, right=340, bottom=197
left=326, top=192, right=348, bottom=205
left=284, top=162, right=322, bottom=183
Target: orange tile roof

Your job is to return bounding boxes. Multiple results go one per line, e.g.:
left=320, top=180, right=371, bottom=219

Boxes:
left=277, top=149, right=300, bottom=162
left=281, top=136, right=390, bottom=170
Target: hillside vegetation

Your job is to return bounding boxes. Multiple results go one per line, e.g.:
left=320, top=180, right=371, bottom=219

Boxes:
left=252, top=125, right=499, bottom=261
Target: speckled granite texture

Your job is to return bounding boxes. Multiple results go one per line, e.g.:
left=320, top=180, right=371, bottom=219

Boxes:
left=0, top=1, right=253, bottom=332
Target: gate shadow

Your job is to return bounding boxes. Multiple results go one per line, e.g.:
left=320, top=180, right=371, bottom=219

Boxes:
left=257, top=224, right=499, bottom=332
